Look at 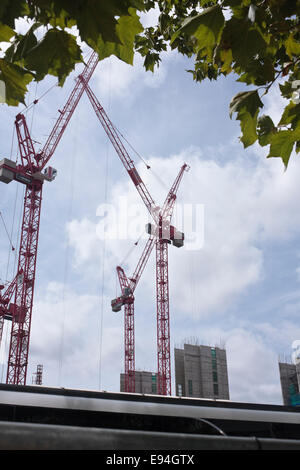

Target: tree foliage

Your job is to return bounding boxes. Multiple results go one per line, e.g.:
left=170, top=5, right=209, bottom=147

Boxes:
left=0, top=0, right=145, bottom=103
left=0, top=0, right=299, bottom=167
left=138, top=0, right=300, bottom=168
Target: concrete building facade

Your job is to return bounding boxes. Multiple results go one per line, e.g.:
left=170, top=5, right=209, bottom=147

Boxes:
left=120, top=371, right=158, bottom=395
left=174, top=344, right=230, bottom=400
left=279, top=361, right=300, bottom=406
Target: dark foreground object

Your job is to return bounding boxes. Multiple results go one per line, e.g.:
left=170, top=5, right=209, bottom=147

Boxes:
left=0, top=384, right=300, bottom=450
left=1, top=421, right=300, bottom=450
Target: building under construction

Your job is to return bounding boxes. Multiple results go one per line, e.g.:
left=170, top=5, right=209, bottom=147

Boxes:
left=174, top=343, right=230, bottom=400
left=120, top=371, right=158, bottom=395
left=279, top=360, right=300, bottom=406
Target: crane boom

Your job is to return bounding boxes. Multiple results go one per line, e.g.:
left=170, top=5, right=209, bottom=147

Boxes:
left=126, top=164, right=188, bottom=295
left=0, top=272, right=21, bottom=344
left=15, top=115, right=37, bottom=173
left=83, top=84, right=157, bottom=221
left=129, top=236, right=155, bottom=292
left=0, top=272, right=20, bottom=313
left=37, top=52, right=99, bottom=171
left=161, top=163, right=189, bottom=221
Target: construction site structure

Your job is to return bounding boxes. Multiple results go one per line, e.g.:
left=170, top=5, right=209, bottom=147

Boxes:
left=279, top=361, right=300, bottom=406
left=175, top=343, right=230, bottom=400
left=0, top=50, right=189, bottom=394
left=83, top=79, right=189, bottom=395
left=111, top=165, right=189, bottom=394
left=32, top=364, right=43, bottom=385
left=0, top=52, right=99, bottom=385
left=120, top=370, right=158, bottom=395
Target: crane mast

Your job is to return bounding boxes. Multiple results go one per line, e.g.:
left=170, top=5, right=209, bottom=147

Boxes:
left=155, top=163, right=189, bottom=396
left=0, top=52, right=99, bottom=385
left=6, top=177, right=42, bottom=384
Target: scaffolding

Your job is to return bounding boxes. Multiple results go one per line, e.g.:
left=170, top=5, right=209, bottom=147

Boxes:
left=32, top=364, right=43, bottom=385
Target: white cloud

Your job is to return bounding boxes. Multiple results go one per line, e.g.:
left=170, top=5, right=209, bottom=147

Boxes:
left=26, top=278, right=292, bottom=403
left=93, top=46, right=177, bottom=101
left=224, top=328, right=282, bottom=404
left=139, top=7, right=160, bottom=28
left=66, top=218, right=101, bottom=268
left=64, top=144, right=300, bottom=322
left=171, top=324, right=284, bottom=404
left=28, top=281, right=123, bottom=390
left=297, top=265, right=300, bottom=283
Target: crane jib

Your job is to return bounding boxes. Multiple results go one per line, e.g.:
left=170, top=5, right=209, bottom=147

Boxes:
left=128, top=168, right=142, bottom=186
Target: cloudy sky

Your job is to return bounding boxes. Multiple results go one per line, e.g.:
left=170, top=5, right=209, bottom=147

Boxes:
left=1, top=10, right=300, bottom=405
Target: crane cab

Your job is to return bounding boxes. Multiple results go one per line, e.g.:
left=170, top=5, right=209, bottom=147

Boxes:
left=145, top=222, right=184, bottom=248
left=111, top=297, right=123, bottom=312
left=170, top=225, right=184, bottom=248
left=111, top=289, right=134, bottom=312
left=123, top=287, right=132, bottom=297
left=43, top=166, right=57, bottom=182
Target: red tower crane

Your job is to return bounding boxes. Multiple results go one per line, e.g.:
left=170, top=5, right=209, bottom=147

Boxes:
left=153, top=162, right=189, bottom=396
left=83, top=82, right=189, bottom=395
left=112, top=164, right=189, bottom=394
left=112, top=235, right=155, bottom=393
left=0, top=51, right=99, bottom=385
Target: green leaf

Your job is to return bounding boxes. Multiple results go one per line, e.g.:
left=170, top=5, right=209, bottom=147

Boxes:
left=92, top=8, right=143, bottom=65
left=257, top=114, right=276, bottom=146
left=24, top=29, right=82, bottom=85
left=267, top=123, right=300, bottom=167
left=0, top=0, right=29, bottom=28
left=48, top=10, right=77, bottom=30
left=230, top=90, right=263, bottom=148
left=279, top=101, right=300, bottom=127
left=0, top=22, right=15, bottom=42
left=229, top=90, right=263, bottom=118
left=74, top=3, right=120, bottom=46
left=219, top=48, right=233, bottom=73
left=5, top=23, right=40, bottom=65
left=221, top=17, right=267, bottom=68
left=144, top=52, right=160, bottom=72
left=54, top=0, right=144, bottom=47
left=222, top=0, right=245, bottom=6
left=285, top=34, right=300, bottom=60
left=171, top=5, right=225, bottom=51
left=279, top=80, right=293, bottom=99
left=237, top=57, right=274, bottom=86
left=0, top=58, right=33, bottom=105
left=239, top=108, right=259, bottom=147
